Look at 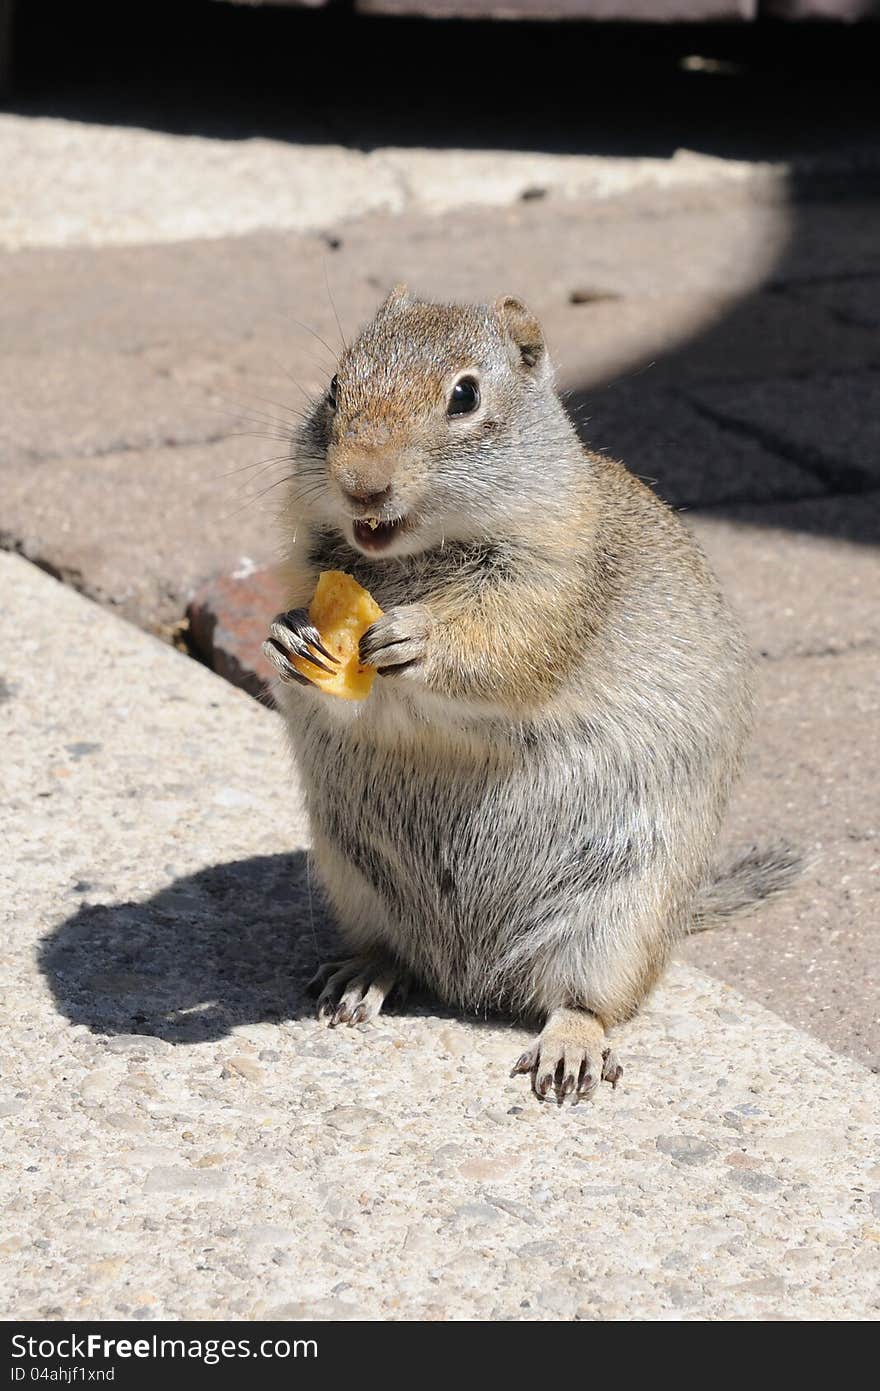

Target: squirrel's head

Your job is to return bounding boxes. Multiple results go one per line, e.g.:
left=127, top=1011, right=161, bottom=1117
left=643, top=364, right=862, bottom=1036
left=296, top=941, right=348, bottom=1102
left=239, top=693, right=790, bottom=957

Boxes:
left=290, top=287, right=573, bottom=559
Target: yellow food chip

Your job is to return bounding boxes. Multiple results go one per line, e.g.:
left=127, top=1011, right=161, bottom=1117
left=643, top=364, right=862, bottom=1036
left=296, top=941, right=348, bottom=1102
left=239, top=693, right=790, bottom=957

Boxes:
left=292, top=570, right=383, bottom=701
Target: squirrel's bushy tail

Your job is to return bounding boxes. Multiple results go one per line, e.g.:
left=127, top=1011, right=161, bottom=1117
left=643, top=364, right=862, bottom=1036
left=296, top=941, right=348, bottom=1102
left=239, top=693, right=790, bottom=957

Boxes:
left=689, top=843, right=803, bottom=935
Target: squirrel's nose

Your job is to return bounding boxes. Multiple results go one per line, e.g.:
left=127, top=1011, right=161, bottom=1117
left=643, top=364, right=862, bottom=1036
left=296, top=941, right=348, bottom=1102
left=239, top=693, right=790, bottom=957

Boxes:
left=344, top=485, right=392, bottom=511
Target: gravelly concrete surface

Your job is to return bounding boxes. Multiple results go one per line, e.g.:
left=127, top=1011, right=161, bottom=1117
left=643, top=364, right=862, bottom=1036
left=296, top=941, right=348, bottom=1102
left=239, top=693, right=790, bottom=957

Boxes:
left=3, top=552, right=879, bottom=1322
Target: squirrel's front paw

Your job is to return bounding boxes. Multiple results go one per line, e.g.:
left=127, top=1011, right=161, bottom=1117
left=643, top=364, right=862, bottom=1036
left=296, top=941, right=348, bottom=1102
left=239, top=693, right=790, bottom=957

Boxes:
left=360, top=605, right=434, bottom=676
left=262, top=608, right=339, bottom=685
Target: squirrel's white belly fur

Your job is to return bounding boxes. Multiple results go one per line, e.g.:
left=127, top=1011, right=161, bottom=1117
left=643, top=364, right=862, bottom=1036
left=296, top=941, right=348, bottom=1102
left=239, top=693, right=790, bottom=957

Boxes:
left=284, top=669, right=734, bottom=1021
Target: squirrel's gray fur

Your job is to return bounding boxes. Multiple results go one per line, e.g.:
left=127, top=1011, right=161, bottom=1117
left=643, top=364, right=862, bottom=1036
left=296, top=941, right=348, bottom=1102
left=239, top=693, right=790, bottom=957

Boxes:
left=265, top=287, right=800, bottom=1104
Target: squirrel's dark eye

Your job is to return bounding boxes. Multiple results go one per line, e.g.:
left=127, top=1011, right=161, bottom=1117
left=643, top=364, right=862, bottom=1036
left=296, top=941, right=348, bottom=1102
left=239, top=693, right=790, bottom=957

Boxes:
left=327, top=374, right=339, bottom=409
left=448, top=376, right=480, bottom=417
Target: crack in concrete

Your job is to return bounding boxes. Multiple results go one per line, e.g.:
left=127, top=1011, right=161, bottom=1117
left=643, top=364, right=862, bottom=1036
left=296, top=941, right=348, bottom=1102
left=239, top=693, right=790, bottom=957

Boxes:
left=828, top=307, right=880, bottom=331
left=15, top=428, right=235, bottom=468
left=0, top=533, right=88, bottom=594
left=758, top=637, right=880, bottom=663
left=761, top=271, right=878, bottom=296
left=765, top=268, right=880, bottom=293
left=762, top=267, right=880, bottom=330
left=680, top=393, right=877, bottom=497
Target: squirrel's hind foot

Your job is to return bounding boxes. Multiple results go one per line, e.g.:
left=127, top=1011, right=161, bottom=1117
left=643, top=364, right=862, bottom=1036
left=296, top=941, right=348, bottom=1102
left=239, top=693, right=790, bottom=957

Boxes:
left=511, top=1007, right=623, bottom=1106
left=309, top=955, right=408, bottom=1028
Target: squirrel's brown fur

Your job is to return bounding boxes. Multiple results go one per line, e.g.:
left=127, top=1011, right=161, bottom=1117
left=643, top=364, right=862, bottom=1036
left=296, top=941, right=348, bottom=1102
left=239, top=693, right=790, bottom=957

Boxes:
left=264, top=288, right=798, bottom=1105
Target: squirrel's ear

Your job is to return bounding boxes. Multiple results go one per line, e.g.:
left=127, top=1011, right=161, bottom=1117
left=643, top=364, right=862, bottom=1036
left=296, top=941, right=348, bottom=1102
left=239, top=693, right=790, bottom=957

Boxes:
left=493, top=295, right=545, bottom=371
left=379, top=282, right=410, bottom=314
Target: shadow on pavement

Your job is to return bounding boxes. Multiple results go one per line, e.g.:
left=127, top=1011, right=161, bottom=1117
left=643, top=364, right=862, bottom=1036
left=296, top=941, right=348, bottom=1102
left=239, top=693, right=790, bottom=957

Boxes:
left=41, top=851, right=474, bottom=1042
left=40, top=852, right=338, bottom=1042
left=565, top=235, right=880, bottom=544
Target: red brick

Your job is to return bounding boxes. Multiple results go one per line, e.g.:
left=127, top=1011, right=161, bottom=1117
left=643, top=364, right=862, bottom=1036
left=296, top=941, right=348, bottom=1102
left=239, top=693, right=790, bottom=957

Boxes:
left=187, top=566, right=285, bottom=705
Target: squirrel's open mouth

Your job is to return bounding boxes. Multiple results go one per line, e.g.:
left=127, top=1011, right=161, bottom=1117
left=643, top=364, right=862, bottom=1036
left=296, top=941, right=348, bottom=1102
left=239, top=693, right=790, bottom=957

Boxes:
left=352, top=516, right=407, bottom=553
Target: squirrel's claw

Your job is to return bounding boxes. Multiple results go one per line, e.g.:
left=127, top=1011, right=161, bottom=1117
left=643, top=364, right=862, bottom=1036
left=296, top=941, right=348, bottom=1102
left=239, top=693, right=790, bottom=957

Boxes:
left=269, top=610, right=338, bottom=670
left=510, top=1047, right=538, bottom=1077
left=262, top=638, right=310, bottom=684
left=313, top=955, right=407, bottom=1028
left=264, top=608, right=340, bottom=683
left=601, top=1047, right=624, bottom=1088
left=305, top=961, right=347, bottom=997
left=359, top=604, right=433, bottom=673
left=510, top=1032, right=623, bottom=1107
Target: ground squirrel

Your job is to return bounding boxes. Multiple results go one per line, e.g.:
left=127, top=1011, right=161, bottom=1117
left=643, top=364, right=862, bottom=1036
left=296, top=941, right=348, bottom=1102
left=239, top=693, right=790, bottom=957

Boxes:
left=264, top=286, right=798, bottom=1104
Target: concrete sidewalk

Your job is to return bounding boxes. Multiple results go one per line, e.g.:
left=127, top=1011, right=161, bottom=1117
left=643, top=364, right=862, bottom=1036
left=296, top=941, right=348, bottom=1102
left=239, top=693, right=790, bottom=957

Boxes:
left=2, top=551, right=878, bottom=1321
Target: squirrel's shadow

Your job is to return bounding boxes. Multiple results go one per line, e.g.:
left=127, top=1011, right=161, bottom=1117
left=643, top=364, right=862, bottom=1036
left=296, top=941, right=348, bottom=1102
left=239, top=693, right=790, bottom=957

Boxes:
left=41, top=854, right=513, bottom=1045
left=40, top=852, right=341, bottom=1044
